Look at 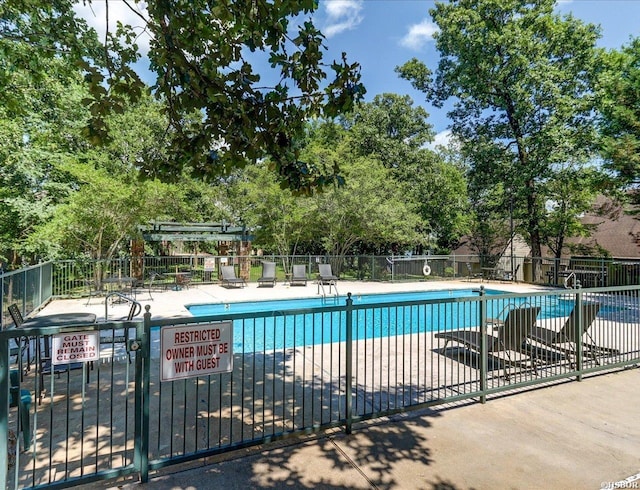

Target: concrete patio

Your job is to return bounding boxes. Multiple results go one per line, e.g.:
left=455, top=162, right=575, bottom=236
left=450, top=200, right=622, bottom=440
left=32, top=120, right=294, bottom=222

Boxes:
left=86, top=366, right=640, bottom=490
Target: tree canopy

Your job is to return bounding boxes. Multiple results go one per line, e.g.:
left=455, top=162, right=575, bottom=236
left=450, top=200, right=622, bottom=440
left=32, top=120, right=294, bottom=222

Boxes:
left=3, top=0, right=639, bottom=268
left=398, top=0, right=603, bottom=272
left=598, top=38, right=640, bottom=195
left=1, top=0, right=365, bottom=193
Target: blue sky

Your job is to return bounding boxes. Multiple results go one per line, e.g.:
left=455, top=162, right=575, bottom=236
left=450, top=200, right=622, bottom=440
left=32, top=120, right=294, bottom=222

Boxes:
left=311, top=0, right=640, bottom=144
left=77, top=1, right=640, bottom=146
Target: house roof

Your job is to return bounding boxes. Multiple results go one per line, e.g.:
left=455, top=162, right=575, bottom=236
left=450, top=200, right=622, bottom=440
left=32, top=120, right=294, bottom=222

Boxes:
left=453, top=196, right=640, bottom=260
left=563, top=197, right=640, bottom=259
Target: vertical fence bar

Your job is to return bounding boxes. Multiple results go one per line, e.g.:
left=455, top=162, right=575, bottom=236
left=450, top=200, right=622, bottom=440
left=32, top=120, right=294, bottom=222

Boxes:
left=0, top=335, right=9, bottom=489
left=135, top=307, right=152, bottom=482
left=575, top=288, right=584, bottom=382
left=478, top=286, right=488, bottom=403
left=345, top=293, right=353, bottom=434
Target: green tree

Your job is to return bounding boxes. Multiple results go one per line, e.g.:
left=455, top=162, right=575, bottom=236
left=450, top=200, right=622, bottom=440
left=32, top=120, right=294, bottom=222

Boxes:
left=0, top=58, right=90, bottom=266
left=2, top=0, right=365, bottom=192
left=27, top=162, right=182, bottom=261
left=345, top=94, right=470, bottom=252
left=304, top=142, right=423, bottom=273
left=398, top=0, right=601, bottom=278
left=412, top=155, right=471, bottom=252
left=541, top=165, right=601, bottom=258
left=229, top=163, right=312, bottom=273
left=346, top=93, right=434, bottom=171
left=598, top=38, right=640, bottom=196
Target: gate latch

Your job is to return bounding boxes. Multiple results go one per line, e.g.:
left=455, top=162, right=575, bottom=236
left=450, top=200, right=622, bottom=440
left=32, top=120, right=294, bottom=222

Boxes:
left=127, top=339, right=142, bottom=352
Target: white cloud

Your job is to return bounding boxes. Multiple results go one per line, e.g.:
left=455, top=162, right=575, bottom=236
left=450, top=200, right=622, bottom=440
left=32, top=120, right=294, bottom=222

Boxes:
left=426, top=129, right=453, bottom=150
left=74, top=1, right=151, bottom=55
left=323, top=0, right=364, bottom=38
left=400, top=19, right=438, bottom=51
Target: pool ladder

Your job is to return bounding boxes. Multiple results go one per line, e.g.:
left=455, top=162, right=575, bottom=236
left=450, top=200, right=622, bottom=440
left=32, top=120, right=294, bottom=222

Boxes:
left=105, top=292, right=142, bottom=321
left=317, top=280, right=339, bottom=302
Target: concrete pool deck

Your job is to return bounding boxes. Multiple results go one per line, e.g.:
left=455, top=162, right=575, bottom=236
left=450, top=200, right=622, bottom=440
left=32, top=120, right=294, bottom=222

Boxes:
left=38, top=279, right=550, bottom=321
left=109, top=367, right=639, bottom=490
left=33, top=280, right=640, bottom=489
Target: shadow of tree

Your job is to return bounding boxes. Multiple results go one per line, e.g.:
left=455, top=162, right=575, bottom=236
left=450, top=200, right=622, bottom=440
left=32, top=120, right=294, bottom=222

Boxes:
left=8, top=298, right=634, bottom=490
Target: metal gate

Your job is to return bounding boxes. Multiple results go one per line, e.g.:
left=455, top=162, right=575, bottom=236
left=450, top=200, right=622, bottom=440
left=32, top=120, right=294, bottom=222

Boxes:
left=1, top=318, right=145, bottom=489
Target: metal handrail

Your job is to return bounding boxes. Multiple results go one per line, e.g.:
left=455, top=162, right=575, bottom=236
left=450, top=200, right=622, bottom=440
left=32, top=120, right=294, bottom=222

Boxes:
left=564, top=272, right=577, bottom=289
left=104, top=292, right=142, bottom=321
left=317, top=279, right=339, bottom=301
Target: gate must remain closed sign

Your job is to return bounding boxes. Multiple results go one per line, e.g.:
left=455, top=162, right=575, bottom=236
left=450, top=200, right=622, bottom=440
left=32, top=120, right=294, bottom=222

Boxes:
left=160, top=322, right=233, bottom=381
left=51, top=332, right=100, bottom=365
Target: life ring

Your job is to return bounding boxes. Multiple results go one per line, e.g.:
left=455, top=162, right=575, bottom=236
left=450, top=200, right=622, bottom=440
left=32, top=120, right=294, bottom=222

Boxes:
left=423, top=261, right=431, bottom=276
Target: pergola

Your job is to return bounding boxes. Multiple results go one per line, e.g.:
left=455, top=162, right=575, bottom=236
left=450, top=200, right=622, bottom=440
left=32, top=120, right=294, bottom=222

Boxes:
left=134, top=221, right=254, bottom=279
left=139, top=221, right=252, bottom=247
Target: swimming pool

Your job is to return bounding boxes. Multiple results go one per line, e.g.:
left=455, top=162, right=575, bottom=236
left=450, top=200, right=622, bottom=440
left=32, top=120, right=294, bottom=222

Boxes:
left=186, top=289, right=576, bottom=353
left=188, top=288, right=502, bottom=316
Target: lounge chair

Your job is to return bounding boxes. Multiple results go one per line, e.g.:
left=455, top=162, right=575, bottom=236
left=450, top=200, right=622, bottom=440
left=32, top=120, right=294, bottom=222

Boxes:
left=257, top=261, right=277, bottom=287
left=526, top=302, right=618, bottom=364
left=290, top=264, right=307, bottom=286
left=317, top=263, right=339, bottom=295
left=465, top=262, right=482, bottom=282
left=220, top=265, right=246, bottom=288
left=435, top=306, right=542, bottom=376
left=146, top=271, right=174, bottom=298
left=318, top=264, right=338, bottom=284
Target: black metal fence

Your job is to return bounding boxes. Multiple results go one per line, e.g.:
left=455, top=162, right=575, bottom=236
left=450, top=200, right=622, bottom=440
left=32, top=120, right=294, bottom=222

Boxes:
left=2, top=254, right=638, bottom=350
left=42, top=254, right=640, bottom=302
left=1, top=263, right=53, bottom=331
left=2, top=285, right=639, bottom=488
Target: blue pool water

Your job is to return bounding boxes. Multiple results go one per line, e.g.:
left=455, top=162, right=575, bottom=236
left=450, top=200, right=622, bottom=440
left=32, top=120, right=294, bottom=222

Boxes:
left=188, top=288, right=501, bottom=316
left=186, top=289, right=575, bottom=352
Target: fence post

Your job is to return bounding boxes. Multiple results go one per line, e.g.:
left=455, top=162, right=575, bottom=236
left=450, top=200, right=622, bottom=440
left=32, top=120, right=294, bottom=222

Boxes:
left=345, top=293, right=354, bottom=434
left=135, top=306, right=152, bottom=483
left=0, top=335, right=9, bottom=489
left=0, top=273, right=3, bottom=329
left=478, top=286, right=488, bottom=403
left=575, top=287, right=584, bottom=382
left=371, top=256, right=375, bottom=281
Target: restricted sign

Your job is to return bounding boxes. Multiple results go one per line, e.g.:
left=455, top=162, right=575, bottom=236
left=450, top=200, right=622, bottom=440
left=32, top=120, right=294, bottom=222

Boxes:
left=160, top=322, right=233, bottom=381
left=203, top=257, right=216, bottom=271
left=51, top=331, right=100, bottom=365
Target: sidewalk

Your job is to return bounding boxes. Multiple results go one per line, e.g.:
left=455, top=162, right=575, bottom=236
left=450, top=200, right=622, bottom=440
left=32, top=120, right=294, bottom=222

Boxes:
left=98, top=367, right=640, bottom=490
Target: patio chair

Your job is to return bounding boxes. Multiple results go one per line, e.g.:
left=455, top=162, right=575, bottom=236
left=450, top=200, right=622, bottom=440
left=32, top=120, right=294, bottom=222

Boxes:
left=83, top=277, right=103, bottom=305
left=10, top=369, right=32, bottom=449
left=220, top=265, right=246, bottom=288
left=175, top=271, right=192, bottom=290
left=8, top=304, right=31, bottom=367
left=318, top=264, right=338, bottom=284
left=146, top=271, right=172, bottom=298
left=98, top=302, right=139, bottom=366
left=290, top=264, right=308, bottom=286
left=526, top=302, right=618, bottom=364
left=465, top=262, right=482, bottom=282
left=257, top=261, right=277, bottom=287
left=435, top=305, right=542, bottom=377
left=317, top=263, right=339, bottom=295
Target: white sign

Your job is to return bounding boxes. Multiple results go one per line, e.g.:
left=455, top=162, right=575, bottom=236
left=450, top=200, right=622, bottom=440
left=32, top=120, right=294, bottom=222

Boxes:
left=51, top=331, right=100, bottom=365
left=160, top=322, right=233, bottom=382
left=204, top=257, right=216, bottom=271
